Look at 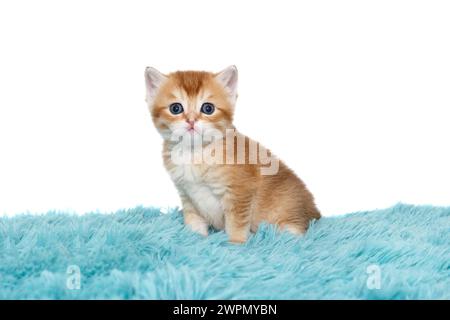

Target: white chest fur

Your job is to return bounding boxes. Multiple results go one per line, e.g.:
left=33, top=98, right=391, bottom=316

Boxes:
left=168, top=163, right=226, bottom=230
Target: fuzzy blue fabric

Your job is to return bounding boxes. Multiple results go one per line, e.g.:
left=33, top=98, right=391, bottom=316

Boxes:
left=0, top=204, right=448, bottom=299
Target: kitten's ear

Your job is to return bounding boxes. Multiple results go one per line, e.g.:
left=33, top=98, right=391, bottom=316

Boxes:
left=145, top=67, right=167, bottom=106
left=215, top=65, right=238, bottom=103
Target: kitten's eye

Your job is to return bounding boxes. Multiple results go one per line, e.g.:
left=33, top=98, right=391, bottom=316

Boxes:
left=200, top=102, right=215, bottom=115
left=169, top=103, right=184, bottom=115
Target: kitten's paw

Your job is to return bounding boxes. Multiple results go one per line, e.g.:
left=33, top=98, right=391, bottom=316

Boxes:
left=187, top=221, right=209, bottom=237
left=228, top=235, right=247, bottom=244
left=226, top=225, right=250, bottom=244
left=184, top=212, right=209, bottom=236
left=282, top=224, right=306, bottom=236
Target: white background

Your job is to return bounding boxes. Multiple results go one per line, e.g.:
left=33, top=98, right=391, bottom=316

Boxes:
left=0, top=0, right=449, bottom=217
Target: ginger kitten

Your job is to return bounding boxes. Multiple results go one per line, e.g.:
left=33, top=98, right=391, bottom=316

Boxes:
left=145, top=66, right=320, bottom=243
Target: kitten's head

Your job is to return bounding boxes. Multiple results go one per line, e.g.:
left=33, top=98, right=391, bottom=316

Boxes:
left=144, top=66, right=238, bottom=140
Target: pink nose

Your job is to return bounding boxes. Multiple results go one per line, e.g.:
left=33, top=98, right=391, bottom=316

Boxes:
left=186, top=119, right=195, bottom=127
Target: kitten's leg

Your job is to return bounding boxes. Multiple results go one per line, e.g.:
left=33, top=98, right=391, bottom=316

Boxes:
left=223, top=193, right=252, bottom=244
left=181, top=195, right=208, bottom=237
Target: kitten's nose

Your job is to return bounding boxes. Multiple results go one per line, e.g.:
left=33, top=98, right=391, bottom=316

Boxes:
left=186, top=119, right=195, bottom=127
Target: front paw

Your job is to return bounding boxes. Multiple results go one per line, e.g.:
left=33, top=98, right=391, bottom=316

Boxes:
left=228, top=234, right=247, bottom=244
left=226, top=225, right=249, bottom=244
left=188, top=223, right=209, bottom=237
left=184, top=212, right=209, bottom=237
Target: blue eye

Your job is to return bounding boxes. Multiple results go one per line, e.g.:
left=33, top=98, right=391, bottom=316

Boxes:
left=200, top=102, right=215, bottom=115
left=169, top=103, right=184, bottom=115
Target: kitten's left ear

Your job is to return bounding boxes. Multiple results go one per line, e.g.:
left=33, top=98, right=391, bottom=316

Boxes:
left=145, top=67, right=167, bottom=106
left=215, top=65, right=238, bottom=104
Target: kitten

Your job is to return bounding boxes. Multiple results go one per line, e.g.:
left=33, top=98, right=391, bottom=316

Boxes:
left=145, top=66, right=320, bottom=243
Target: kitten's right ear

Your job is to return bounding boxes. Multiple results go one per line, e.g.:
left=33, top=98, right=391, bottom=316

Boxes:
left=145, top=67, right=167, bottom=106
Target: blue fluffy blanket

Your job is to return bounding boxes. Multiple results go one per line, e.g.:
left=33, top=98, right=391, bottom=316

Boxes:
left=0, top=204, right=448, bottom=299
